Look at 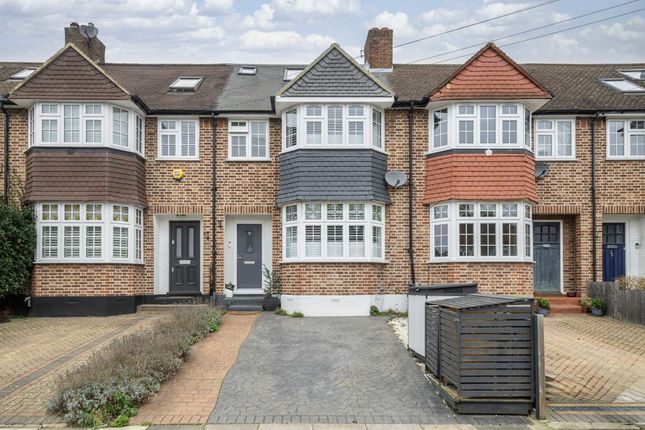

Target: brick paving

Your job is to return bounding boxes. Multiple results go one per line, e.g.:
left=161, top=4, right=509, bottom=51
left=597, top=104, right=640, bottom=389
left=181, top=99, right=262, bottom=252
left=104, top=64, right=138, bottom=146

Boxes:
left=543, top=314, right=645, bottom=423
left=133, top=313, right=259, bottom=425
left=0, top=314, right=158, bottom=425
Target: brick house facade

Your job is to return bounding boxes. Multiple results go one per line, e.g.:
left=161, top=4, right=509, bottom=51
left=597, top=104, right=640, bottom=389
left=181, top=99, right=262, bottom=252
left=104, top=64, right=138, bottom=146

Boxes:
left=1, top=23, right=644, bottom=316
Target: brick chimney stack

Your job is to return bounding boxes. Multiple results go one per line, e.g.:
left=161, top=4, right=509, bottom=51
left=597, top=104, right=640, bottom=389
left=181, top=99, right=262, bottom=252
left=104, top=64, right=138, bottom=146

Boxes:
left=65, top=22, right=106, bottom=63
left=363, top=27, right=393, bottom=70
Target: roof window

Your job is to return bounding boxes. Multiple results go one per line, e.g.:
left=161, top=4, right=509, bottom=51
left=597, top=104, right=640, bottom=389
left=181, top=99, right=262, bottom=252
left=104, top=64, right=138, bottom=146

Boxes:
left=284, top=68, right=304, bottom=81
left=10, top=68, right=36, bottom=80
left=601, top=79, right=645, bottom=93
left=238, top=66, right=257, bottom=75
left=169, top=77, right=203, bottom=92
left=618, top=70, right=645, bottom=80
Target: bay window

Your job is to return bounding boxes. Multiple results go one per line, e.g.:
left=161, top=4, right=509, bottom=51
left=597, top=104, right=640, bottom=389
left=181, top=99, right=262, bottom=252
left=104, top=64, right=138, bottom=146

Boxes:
left=36, top=202, right=144, bottom=264
left=28, top=102, right=144, bottom=155
left=430, top=103, right=529, bottom=151
left=227, top=119, right=268, bottom=160
left=281, top=104, right=384, bottom=150
left=430, top=201, right=532, bottom=262
left=607, top=119, right=645, bottom=159
left=283, top=202, right=385, bottom=261
left=535, top=118, right=575, bottom=160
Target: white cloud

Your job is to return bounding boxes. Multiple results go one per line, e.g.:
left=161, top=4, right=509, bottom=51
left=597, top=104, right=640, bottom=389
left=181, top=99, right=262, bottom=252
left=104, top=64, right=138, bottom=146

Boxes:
left=272, top=0, right=361, bottom=15
left=202, top=0, right=234, bottom=15
left=240, top=29, right=333, bottom=50
left=242, top=3, right=276, bottom=30
left=369, top=11, right=415, bottom=37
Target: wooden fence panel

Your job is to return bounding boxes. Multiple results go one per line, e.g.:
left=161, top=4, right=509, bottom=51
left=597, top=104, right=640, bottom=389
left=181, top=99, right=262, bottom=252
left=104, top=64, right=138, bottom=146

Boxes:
left=587, top=281, right=645, bottom=325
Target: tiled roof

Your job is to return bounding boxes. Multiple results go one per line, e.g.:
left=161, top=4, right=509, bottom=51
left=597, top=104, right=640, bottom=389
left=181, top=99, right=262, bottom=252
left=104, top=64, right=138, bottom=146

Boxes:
left=429, top=43, right=551, bottom=101
left=279, top=44, right=392, bottom=98
left=0, top=62, right=40, bottom=97
left=424, top=152, right=538, bottom=204
left=11, top=45, right=130, bottom=101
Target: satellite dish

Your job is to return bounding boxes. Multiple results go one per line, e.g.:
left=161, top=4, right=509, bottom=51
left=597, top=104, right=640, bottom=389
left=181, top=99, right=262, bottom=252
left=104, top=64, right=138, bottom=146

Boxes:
left=80, top=23, right=99, bottom=39
left=385, top=171, right=408, bottom=188
left=535, top=161, right=550, bottom=178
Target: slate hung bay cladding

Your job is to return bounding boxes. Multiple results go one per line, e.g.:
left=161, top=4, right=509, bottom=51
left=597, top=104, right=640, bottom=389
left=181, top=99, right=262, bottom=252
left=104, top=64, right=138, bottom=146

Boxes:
left=277, top=149, right=390, bottom=205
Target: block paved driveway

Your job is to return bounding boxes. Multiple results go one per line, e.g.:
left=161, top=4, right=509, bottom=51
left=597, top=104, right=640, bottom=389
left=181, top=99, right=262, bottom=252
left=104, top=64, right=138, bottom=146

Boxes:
left=0, top=314, right=158, bottom=425
left=209, top=314, right=529, bottom=426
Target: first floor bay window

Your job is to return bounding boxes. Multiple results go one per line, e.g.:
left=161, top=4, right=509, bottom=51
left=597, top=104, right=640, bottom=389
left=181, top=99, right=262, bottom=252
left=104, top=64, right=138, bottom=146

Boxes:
left=282, top=202, right=385, bottom=262
left=36, top=202, right=144, bottom=264
left=430, top=201, right=532, bottom=262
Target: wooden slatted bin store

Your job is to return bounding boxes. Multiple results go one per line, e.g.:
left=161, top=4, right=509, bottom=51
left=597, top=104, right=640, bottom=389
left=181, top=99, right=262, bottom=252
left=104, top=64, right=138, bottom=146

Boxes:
left=425, top=295, right=536, bottom=415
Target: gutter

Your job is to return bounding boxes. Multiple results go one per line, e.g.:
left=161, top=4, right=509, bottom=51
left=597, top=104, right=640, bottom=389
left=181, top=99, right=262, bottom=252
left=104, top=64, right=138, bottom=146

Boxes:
left=407, top=102, right=416, bottom=286
left=1, top=97, right=9, bottom=205
left=591, top=113, right=598, bottom=281
left=210, top=112, right=218, bottom=298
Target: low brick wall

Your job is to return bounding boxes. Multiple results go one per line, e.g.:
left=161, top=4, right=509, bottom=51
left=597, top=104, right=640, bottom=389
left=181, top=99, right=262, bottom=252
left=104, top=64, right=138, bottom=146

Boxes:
left=32, top=264, right=148, bottom=296
left=423, top=262, right=534, bottom=295
left=280, top=263, right=389, bottom=295
left=587, top=281, right=645, bottom=325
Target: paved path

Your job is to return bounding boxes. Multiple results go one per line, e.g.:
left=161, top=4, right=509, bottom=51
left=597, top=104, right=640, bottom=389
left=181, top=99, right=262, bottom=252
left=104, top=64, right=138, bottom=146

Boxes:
left=0, top=314, right=157, bottom=425
left=543, top=314, right=645, bottom=423
left=209, top=314, right=529, bottom=426
left=133, top=313, right=259, bottom=425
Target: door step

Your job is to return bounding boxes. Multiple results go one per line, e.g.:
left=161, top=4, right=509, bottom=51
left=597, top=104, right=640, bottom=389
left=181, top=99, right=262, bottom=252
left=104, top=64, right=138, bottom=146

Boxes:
left=227, top=304, right=264, bottom=312
left=227, top=294, right=265, bottom=312
left=535, top=294, right=583, bottom=314
left=137, top=303, right=209, bottom=313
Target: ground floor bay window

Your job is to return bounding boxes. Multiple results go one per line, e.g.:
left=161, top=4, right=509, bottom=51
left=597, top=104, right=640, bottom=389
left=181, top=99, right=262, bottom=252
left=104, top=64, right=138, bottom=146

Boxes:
left=430, top=201, right=532, bottom=262
left=282, top=202, right=385, bottom=262
left=36, top=202, right=144, bottom=264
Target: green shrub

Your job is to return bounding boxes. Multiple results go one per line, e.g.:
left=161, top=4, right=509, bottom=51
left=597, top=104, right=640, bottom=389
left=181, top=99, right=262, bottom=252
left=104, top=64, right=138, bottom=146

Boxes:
left=370, top=306, right=407, bottom=317
left=590, top=298, right=607, bottom=311
left=536, top=297, right=550, bottom=310
left=580, top=295, right=592, bottom=312
left=0, top=201, right=37, bottom=299
left=291, top=311, right=304, bottom=318
left=370, top=305, right=379, bottom=316
left=48, top=307, right=222, bottom=426
left=262, top=265, right=282, bottom=297
left=274, top=308, right=288, bottom=316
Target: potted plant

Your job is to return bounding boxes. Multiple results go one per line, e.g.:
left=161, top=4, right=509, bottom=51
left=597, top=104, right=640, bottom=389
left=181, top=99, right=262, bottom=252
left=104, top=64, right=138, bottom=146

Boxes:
left=262, top=265, right=281, bottom=311
left=590, top=298, right=607, bottom=316
left=580, top=295, right=592, bottom=313
left=536, top=297, right=550, bottom=316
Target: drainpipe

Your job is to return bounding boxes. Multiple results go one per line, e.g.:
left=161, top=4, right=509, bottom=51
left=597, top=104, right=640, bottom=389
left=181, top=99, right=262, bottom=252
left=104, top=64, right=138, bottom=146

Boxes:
left=1, top=98, right=9, bottom=205
left=591, top=114, right=598, bottom=282
left=408, top=103, right=416, bottom=286
left=210, top=113, right=218, bottom=298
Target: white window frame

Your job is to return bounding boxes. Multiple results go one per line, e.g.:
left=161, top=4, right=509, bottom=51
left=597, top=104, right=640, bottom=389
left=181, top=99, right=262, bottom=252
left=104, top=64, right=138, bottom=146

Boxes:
left=281, top=104, right=385, bottom=151
left=606, top=118, right=645, bottom=160
left=36, top=202, right=144, bottom=264
left=429, top=201, right=533, bottom=262
left=28, top=102, right=144, bottom=156
left=227, top=119, right=270, bottom=161
left=156, top=117, right=200, bottom=160
left=534, top=117, right=576, bottom=160
left=282, top=202, right=385, bottom=262
left=429, top=103, right=529, bottom=153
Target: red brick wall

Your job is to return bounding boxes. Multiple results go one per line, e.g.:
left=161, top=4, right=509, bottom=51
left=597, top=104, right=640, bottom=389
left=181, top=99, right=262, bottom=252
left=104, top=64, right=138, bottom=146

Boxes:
left=281, top=263, right=387, bottom=295
left=423, top=262, right=534, bottom=295
left=0, top=110, right=28, bottom=203
left=364, top=28, right=393, bottom=70
left=32, top=264, right=145, bottom=296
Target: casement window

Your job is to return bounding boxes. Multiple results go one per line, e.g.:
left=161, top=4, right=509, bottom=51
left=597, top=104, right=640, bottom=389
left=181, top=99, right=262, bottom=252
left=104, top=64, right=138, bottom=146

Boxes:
left=607, top=119, right=645, bottom=159
left=430, top=201, right=533, bottom=262
left=430, top=103, right=529, bottom=152
left=228, top=119, right=269, bottom=160
left=281, top=104, right=384, bottom=150
left=282, top=202, right=385, bottom=262
left=158, top=118, right=199, bottom=160
left=535, top=118, right=575, bottom=160
left=28, top=102, right=144, bottom=155
left=36, top=202, right=143, bottom=264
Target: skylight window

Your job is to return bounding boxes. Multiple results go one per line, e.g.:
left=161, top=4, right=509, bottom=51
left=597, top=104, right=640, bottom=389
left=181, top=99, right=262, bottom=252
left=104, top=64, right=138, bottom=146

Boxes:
left=10, top=68, right=36, bottom=80
left=618, top=70, right=645, bottom=80
left=169, top=77, right=203, bottom=92
left=601, top=79, right=645, bottom=93
left=238, top=66, right=257, bottom=75
left=284, top=68, right=304, bottom=81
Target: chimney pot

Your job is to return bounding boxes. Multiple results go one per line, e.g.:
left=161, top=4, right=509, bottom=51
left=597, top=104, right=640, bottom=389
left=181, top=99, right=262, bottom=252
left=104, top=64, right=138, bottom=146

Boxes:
left=363, top=27, right=393, bottom=70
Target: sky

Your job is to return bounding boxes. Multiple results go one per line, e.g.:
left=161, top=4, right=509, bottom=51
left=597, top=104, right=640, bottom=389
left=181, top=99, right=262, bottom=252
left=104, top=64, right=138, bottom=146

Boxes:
left=0, top=0, right=644, bottom=65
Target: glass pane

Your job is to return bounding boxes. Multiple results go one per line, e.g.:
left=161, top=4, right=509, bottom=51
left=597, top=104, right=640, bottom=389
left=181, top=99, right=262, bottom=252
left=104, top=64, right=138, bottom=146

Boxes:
left=175, top=227, right=182, bottom=258
left=480, top=223, right=497, bottom=256
left=433, top=109, right=448, bottom=148
left=348, top=225, right=365, bottom=257
left=188, top=227, right=195, bottom=258
left=433, top=224, right=448, bottom=257
left=557, top=121, right=572, bottom=156
left=480, top=105, right=496, bottom=144
left=245, top=229, right=254, bottom=253
left=327, top=225, right=343, bottom=257
left=286, top=226, right=297, bottom=258
left=459, top=223, right=474, bottom=256
left=305, top=204, right=321, bottom=220
left=328, top=106, right=343, bottom=145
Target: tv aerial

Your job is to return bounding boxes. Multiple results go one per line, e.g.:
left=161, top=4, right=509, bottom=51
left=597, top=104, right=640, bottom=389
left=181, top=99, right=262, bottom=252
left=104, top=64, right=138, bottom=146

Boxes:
left=385, top=171, right=408, bottom=188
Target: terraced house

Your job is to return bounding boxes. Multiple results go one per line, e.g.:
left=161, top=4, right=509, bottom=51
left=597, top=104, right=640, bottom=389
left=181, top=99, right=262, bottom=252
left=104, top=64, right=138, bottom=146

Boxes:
left=1, top=24, right=644, bottom=316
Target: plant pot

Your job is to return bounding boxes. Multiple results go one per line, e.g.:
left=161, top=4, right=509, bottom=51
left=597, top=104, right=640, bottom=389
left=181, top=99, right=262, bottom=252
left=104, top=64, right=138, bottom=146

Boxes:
left=537, top=307, right=549, bottom=316
left=263, top=296, right=280, bottom=311
left=591, top=307, right=604, bottom=317
left=566, top=291, right=577, bottom=298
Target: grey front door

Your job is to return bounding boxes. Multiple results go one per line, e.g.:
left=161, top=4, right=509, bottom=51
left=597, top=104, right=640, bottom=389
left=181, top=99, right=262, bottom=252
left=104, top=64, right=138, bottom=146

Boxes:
left=170, top=221, right=200, bottom=294
left=237, top=224, right=262, bottom=289
left=533, top=222, right=561, bottom=292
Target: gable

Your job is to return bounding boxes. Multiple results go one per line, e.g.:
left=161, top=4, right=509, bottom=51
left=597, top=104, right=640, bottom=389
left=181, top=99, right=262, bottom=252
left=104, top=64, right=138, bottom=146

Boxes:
left=280, top=45, right=392, bottom=98
left=11, top=45, right=129, bottom=101
left=430, top=44, right=551, bottom=101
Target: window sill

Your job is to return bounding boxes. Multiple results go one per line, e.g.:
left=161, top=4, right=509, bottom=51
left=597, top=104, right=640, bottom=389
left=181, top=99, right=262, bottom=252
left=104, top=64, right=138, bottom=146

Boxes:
left=35, top=260, right=145, bottom=265
left=280, top=146, right=387, bottom=155
left=226, top=158, right=271, bottom=163
left=606, top=156, right=645, bottom=161
left=536, top=157, right=576, bottom=162
left=26, top=144, right=145, bottom=158
left=427, top=259, right=533, bottom=264
left=156, top=157, right=201, bottom=162
left=281, top=259, right=389, bottom=265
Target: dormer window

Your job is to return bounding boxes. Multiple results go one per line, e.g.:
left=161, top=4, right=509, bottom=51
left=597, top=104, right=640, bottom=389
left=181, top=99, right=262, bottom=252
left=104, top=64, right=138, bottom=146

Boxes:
left=284, top=68, right=304, bottom=81
left=601, top=79, right=645, bottom=93
left=169, top=77, right=203, bottom=92
left=618, top=70, right=645, bottom=80
left=238, top=66, right=257, bottom=75
left=10, top=68, right=36, bottom=80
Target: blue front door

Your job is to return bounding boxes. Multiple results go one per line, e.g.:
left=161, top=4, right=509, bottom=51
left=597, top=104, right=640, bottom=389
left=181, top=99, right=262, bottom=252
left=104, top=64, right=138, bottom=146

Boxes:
left=603, top=223, right=626, bottom=282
